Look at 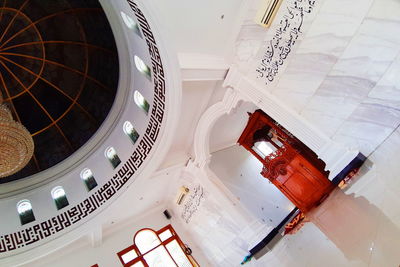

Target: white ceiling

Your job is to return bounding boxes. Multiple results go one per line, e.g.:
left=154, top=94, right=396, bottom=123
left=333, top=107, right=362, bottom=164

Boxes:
left=209, top=101, right=258, bottom=153
left=160, top=80, right=226, bottom=169
left=147, top=0, right=246, bottom=58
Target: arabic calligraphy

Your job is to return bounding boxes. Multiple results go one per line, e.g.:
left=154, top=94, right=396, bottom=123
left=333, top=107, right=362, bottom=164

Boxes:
left=181, top=185, right=206, bottom=224
left=0, top=1, right=166, bottom=253
left=256, top=0, right=315, bottom=83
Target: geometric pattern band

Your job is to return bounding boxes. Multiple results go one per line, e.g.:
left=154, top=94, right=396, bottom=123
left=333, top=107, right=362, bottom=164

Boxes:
left=0, top=0, right=166, bottom=253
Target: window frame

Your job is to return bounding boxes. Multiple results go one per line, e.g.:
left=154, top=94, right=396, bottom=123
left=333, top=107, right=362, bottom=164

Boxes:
left=134, top=55, right=152, bottom=80
left=51, top=186, right=69, bottom=210
left=117, top=224, right=198, bottom=267
left=123, top=121, right=140, bottom=144
left=17, top=199, right=35, bottom=225
left=80, top=168, right=98, bottom=192
left=133, top=90, right=150, bottom=115
left=120, top=11, right=142, bottom=37
left=105, top=146, right=121, bottom=169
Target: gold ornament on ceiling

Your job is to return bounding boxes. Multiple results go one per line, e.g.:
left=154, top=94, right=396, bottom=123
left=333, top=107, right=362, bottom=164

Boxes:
left=0, top=103, right=34, bottom=178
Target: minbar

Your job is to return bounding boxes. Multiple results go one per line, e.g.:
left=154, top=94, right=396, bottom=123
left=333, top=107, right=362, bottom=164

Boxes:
left=238, top=110, right=334, bottom=212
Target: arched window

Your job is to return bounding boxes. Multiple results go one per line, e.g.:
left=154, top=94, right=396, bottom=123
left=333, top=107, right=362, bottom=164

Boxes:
left=17, top=200, right=35, bottom=225
left=123, top=121, right=140, bottom=144
left=134, top=90, right=150, bottom=114
left=81, top=168, right=98, bottom=191
left=134, top=55, right=151, bottom=80
left=51, top=186, right=69, bottom=210
left=120, top=11, right=142, bottom=37
left=105, top=146, right=121, bottom=169
left=117, top=225, right=198, bottom=267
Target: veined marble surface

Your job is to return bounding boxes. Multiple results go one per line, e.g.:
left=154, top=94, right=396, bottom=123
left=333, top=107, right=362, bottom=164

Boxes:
left=191, top=0, right=400, bottom=265
left=238, top=0, right=400, bottom=156
left=254, top=124, right=400, bottom=267
left=169, top=173, right=272, bottom=266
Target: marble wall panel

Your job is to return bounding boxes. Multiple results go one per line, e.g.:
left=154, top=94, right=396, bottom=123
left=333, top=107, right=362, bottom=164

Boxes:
left=330, top=34, right=400, bottom=82
left=251, top=129, right=400, bottom=267
left=272, top=53, right=338, bottom=112
left=244, top=0, right=400, bottom=156
left=299, top=75, right=376, bottom=136
left=332, top=101, right=400, bottom=156
left=367, top=0, right=400, bottom=22
left=318, top=0, right=373, bottom=18
left=169, top=174, right=267, bottom=266
left=367, top=56, right=400, bottom=108
left=331, top=53, right=400, bottom=155
left=297, top=34, right=351, bottom=58
left=207, top=0, right=400, bottom=264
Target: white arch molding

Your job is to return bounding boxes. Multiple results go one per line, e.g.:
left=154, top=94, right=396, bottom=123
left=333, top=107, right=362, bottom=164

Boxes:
left=193, top=67, right=359, bottom=180
left=193, top=87, right=244, bottom=169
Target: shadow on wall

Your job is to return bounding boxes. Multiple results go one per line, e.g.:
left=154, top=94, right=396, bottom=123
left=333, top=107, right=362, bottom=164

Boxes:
left=307, top=188, right=400, bottom=266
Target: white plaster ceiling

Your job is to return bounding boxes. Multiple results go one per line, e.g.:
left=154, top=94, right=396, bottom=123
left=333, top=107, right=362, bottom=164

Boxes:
left=209, top=101, right=258, bottom=153
left=160, top=80, right=228, bottom=169
left=147, top=0, right=246, bottom=58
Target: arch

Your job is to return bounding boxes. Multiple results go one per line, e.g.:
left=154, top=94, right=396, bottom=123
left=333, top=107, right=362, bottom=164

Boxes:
left=193, top=88, right=244, bottom=168
left=80, top=168, right=98, bottom=191
left=17, top=200, right=35, bottom=225
left=123, top=121, right=140, bottom=144
left=120, top=11, right=142, bottom=37
left=222, top=68, right=360, bottom=178
left=117, top=225, right=196, bottom=266
left=51, top=186, right=69, bottom=210
left=134, top=90, right=150, bottom=114
left=134, top=229, right=161, bottom=254
left=134, top=55, right=151, bottom=79
left=105, top=146, right=121, bottom=169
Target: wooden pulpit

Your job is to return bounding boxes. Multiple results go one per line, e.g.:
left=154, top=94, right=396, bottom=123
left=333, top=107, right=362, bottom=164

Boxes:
left=238, top=110, right=334, bottom=212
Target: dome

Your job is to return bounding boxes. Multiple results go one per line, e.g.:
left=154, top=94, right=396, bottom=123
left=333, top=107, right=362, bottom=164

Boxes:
left=0, top=0, right=180, bottom=258
left=0, top=0, right=119, bottom=182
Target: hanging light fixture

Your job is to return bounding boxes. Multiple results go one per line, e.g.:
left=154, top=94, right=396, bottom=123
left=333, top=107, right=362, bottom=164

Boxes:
left=0, top=104, right=34, bottom=178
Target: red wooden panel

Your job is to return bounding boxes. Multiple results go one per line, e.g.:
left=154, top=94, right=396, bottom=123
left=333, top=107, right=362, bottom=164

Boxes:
left=238, top=110, right=334, bottom=212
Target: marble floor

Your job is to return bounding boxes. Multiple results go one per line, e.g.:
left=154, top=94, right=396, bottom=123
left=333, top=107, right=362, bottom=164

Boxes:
left=254, top=127, right=400, bottom=267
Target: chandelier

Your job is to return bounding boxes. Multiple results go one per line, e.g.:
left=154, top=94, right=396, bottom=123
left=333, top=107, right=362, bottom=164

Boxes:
left=0, top=103, right=34, bottom=178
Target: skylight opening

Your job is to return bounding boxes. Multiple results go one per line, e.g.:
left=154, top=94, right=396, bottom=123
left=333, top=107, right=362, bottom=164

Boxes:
left=51, top=186, right=69, bottom=210
left=134, top=55, right=151, bottom=80
left=123, top=121, right=140, bottom=144
left=80, top=168, right=98, bottom=191
left=105, top=146, right=121, bottom=169
left=17, top=200, right=35, bottom=225
left=120, top=11, right=142, bottom=37
left=134, top=90, right=150, bottom=114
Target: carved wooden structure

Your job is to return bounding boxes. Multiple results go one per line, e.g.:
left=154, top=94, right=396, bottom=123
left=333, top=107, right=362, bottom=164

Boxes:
left=238, top=110, right=334, bottom=212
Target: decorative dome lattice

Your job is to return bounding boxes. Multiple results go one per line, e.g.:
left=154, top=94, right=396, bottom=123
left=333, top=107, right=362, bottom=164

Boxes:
left=0, top=0, right=119, bottom=181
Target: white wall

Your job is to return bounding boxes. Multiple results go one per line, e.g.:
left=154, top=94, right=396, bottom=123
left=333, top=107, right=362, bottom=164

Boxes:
left=210, top=145, right=294, bottom=227
left=147, top=0, right=246, bottom=58
left=23, top=206, right=209, bottom=267
left=252, top=124, right=400, bottom=267
left=241, top=0, right=400, bottom=157
left=208, top=101, right=257, bottom=153
left=167, top=171, right=260, bottom=266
